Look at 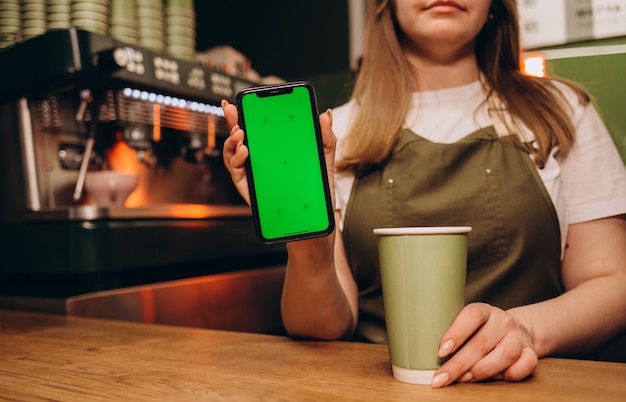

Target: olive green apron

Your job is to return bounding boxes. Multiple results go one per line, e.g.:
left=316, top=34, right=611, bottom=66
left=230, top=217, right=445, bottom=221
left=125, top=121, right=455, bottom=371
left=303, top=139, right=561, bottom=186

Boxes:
left=342, top=126, right=563, bottom=344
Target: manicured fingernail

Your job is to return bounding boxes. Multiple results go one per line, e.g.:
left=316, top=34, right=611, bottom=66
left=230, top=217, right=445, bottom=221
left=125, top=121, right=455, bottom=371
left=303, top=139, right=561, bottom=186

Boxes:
left=431, top=372, right=449, bottom=388
left=439, top=340, right=454, bottom=357
left=326, top=108, right=333, bottom=122
left=221, top=99, right=228, bottom=108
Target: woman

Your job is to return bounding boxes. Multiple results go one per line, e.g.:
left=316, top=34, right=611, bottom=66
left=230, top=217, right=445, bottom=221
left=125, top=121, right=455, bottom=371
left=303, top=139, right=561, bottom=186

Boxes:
left=222, top=0, right=626, bottom=388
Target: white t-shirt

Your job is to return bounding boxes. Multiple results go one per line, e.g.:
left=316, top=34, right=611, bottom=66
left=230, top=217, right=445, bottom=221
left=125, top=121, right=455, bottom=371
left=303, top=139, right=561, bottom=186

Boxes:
left=333, top=80, right=626, bottom=251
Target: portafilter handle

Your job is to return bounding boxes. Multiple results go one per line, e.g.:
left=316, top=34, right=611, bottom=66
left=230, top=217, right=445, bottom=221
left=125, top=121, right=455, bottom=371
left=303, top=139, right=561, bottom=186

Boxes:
left=75, top=89, right=92, bottom=122
left=73, top=133, right=95, bottom=202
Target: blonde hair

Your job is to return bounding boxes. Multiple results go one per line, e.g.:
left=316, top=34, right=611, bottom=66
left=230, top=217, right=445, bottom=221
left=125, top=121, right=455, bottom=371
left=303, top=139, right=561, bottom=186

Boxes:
left=336, top=0, right=590, bottom=173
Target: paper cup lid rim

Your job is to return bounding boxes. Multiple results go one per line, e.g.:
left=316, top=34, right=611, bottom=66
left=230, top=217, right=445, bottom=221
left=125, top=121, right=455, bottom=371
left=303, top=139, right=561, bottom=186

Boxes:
left=373, top=226, right=472, bottom=235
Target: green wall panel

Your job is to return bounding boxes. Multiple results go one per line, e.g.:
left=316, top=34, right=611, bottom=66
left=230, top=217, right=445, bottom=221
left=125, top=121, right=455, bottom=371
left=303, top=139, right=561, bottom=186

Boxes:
left=543, top=36, right=626, bottom=163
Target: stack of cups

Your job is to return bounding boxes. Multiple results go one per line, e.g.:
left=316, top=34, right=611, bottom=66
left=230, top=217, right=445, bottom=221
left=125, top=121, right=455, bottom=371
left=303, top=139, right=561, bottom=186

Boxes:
left=165, top=0, right=195, bottom=61
left=0, top=0, right=21, bottom=49
left=110, top=0, right=138, bottom=45
left=136, top=0, right=165, bottom=52
left=71, top=0, right=110, bottom=36
left=21, top=0, right=47, bottom=40
left=47, top=0, right=72, bottom=31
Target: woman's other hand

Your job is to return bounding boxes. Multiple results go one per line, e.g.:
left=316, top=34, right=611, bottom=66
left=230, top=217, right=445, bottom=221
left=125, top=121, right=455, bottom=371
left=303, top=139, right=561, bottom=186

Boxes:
left=431, top=303, right=538, bottom=388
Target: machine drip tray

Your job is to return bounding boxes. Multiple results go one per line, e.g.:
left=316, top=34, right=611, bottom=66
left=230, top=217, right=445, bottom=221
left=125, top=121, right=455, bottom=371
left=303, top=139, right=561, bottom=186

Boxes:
left=24, top=204, right=252, bottom=221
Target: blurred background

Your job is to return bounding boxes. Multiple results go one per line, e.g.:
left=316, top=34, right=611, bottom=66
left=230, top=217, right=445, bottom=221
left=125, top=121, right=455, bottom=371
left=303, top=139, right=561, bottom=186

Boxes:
left=195, top=0, right=354, bottom=112
left=0, top=0, right=623, bottom=340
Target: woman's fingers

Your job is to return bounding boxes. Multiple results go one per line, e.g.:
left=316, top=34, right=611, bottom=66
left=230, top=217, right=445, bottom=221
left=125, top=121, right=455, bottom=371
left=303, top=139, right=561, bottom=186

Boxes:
left=438, top=303, right=492, bottom=358
left=432, top=303, right=538, bottom=388
left=221, top=99, right=239, bottom=129
left=457, top=332, right=535, bottom=383
left=221, top=100, right=251, bottom=205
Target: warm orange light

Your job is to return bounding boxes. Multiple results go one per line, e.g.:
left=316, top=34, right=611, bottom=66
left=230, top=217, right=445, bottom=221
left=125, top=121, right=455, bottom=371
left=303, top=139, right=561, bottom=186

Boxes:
left=106, top=140, right=147, bottom=207
left=206, top=114, right=216, bottom=154
left=168, top=204, right=218, bottom=219
left=166, top=104, right=193, bottom=132
left=107, top=139, right=139, bottom=173
left=138, top=288, right=156, bottom=323
left=152, top=103, right=161, bottom=142
left=521, top=53, right=546, bottom=77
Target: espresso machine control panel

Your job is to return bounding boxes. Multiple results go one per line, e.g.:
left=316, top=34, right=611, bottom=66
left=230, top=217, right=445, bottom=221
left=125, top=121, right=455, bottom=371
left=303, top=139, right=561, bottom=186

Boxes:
left=0, top=28, right=252, bottom=105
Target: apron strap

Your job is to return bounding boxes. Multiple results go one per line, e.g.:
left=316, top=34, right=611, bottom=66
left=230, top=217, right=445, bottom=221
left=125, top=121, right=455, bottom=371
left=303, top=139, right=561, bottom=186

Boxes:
left=483, top=79, right=534, bottom=144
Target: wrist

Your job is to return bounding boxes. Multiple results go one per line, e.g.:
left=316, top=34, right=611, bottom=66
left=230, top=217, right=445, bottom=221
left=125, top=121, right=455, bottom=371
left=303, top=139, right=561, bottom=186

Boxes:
left=286, top=233, right=335, bottom=265
left=506, top=306, right=549, bottom=357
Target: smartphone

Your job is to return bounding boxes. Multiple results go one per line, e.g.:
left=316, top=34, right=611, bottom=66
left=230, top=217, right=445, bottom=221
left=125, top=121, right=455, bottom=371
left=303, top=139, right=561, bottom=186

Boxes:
left=236, top=81, right=334, bottom=244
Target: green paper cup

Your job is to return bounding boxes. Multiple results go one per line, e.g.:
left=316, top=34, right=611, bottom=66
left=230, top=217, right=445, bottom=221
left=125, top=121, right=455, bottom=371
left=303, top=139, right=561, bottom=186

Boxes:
left=166, top=26, right=194, bottom=36
left=373, top=226, right=471, bottom=385
left=166, top=15, right=196, bottom=26
left=0, top=4, right=20, bottom=13
left=47, top=12, right=72, bottom=21
left=166, top=7, right=195, bottom=17
left=47, top=21, right=73, bottom=29
left=47, top=5, right=72, bottom=13
left=136, top=7, right=163, bottom=19
left=111, top=27, right=138, bottom=37
left=21, top=5, right=47, bottom=13
left=166, top=0, right=193, bottom=10
left=0, top=25, right=21, bottom=35
left=110, top=0, right=136, bottom=20
left=71, top=10, right=110, bottom=22
left=136, top=0, right=164, bottom=6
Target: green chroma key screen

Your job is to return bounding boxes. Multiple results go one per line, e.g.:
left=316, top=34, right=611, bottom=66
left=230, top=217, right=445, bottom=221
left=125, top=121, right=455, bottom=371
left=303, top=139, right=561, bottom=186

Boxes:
left=241, top=85, right=331, bottom=242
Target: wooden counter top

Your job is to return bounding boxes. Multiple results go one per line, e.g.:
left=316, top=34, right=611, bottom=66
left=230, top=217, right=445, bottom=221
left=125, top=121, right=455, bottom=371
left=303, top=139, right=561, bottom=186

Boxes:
left=1, top=309, right=625, bottom=401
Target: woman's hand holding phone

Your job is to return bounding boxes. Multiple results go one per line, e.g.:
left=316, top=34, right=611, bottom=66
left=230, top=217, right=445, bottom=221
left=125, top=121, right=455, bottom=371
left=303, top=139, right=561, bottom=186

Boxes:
left=221, top=96, right=337, bottom=242
left=222, top=99, right=253, bottom=206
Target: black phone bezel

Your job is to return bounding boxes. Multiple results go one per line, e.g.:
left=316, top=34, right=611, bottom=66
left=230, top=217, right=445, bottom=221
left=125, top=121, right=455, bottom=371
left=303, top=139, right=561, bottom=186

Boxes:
left=235, top=81, right=335, bottom=244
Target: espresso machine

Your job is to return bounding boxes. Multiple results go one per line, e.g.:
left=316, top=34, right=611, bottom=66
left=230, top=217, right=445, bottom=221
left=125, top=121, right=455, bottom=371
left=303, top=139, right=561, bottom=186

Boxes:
left=0, top=29, right=287, bottom=333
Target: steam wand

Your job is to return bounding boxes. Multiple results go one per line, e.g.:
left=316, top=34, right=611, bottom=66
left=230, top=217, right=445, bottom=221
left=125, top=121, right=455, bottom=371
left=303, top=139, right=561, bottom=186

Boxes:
left=73, top=89, right=96, bottom=202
